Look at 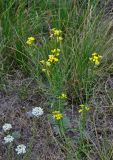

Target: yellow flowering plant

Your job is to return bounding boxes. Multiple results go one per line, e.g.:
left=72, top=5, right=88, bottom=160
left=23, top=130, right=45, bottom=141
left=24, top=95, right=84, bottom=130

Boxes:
left=40, top=60, right=45, bottom=64
left=51, top=48, right=61, bottom=56
left=26, top=36, right=35, bottom=45
left=52, top=111, right=63, bottom=120
left=39, top=47, right=61, bottom=75
left=57, top=36, right=63, bottom=41
left=42, top=68, right=46, bottom=72
left=58, top=93, right=67, bottom=99
left=78, top=104, right=90, bottom=113
left=89, top=52, right=102, bottom=65
left=51, top=28, right=62, bottom=36
left=50, top=28, right=63, bottom=42
left=48, top=54, right=59, bottom=63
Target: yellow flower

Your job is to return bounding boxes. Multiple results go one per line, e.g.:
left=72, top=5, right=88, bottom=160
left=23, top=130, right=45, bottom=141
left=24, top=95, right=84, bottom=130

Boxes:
left=54, top=30, right=62, bottom=36
left=95, top=60, right=99, bottom=65
left=40, top=60, right=51, bottom=67
left=57, top=36, right=63, bottom=41
left=92, top=53, right=97, bottom=56
left=51, top=48, right=61, bottom=56
left=52, top=111, right=60, bottom=115
left=26, top=37, right=35, bottom=45
left=58, top=93, right=67, bottom=99
left=46, top=61, right=51, bottom=66
left=52, top=111, right=63, bottom=120
left=78, top=109, right=83, bottom=113
left=50, top=28, right=63, bottom=42
left=50, top=28, right=62, bottom=38
left=42, top=68, right=46, bottom=72
left=51, top=28, right=62, bottom=36
left=40, top=60, right=45, bottom=64
left=48, top=55, right=58, bottom=63
left=51, top=48, right=60, bottom=53
left=55, top=114, right=63, bottom=120
left=89, top=52, right=102, bottom=65
left=78, top=104, right=90, bottom=113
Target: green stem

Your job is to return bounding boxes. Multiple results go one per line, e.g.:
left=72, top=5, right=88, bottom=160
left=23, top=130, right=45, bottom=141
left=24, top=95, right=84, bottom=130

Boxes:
left=23, top=118, right=37, bottom=160
left=7, top=143, right=13, bottom=160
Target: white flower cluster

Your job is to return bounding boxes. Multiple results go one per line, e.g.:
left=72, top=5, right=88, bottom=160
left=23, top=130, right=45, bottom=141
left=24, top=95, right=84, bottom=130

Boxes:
left=2, top=107, right=43, bottom=155
left=2, top=123, right=12, bottom=132
left=2, top=123, right=26, bottom=155
left=4, top=135, right=14, bottom=144
left=32, top=107, right=44, bottom=117
left=15, top=144, right=26, bottom=155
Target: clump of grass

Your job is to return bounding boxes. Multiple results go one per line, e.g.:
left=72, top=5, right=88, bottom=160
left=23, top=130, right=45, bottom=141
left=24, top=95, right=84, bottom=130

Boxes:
left=1, top=1, right=112, bottom=102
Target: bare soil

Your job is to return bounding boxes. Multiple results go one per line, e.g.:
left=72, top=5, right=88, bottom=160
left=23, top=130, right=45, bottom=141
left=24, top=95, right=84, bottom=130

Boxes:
left=0, top=70, right=65, bottom=160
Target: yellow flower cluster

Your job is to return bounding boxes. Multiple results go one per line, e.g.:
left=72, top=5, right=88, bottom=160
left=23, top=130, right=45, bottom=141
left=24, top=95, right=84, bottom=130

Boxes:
left=52, top=111, right=63, bottom=120
left=48, top=55, right=58, bottom=63
left=78, top=104, right=90, bottom=113
left=40, top=48, right=61, bottom=72
left=58, top=93, right=67, bottom=99
left=26, top=37, right=35, bottom=45
left=50, top=28, right=63, bottom=41
left=48, top=48, right=61, bottom=62
left=89, top=53, right=102, bottom=65
left=51, top=48, right=61, bottom=56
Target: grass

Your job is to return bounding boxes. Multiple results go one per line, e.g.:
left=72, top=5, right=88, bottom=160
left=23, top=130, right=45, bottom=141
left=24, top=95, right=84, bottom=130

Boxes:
left=1, top=0, right=113, bottom=159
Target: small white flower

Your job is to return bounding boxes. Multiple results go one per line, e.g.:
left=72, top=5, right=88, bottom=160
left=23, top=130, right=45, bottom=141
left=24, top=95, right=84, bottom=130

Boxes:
left=15, top=144, right=26, bottom=155
left=32, top=107, right=44, bottom=117
left=4, top=135, right=14, bottom=144
left=2, top=123, right=12, bottom=132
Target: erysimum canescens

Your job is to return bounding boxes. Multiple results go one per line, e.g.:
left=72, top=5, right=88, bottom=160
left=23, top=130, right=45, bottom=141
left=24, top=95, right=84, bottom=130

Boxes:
left=52, top=111, right=63, bottom=120
left=78, top=104, right=90, bottom=113
left=89, top=52, right=102, bottom=65
left=58, top=93, right=67, bottom=99
left=50, top=28, right=63, bottom=41
left=26, top=37, right=35, bottom=45
left=48, top=55, right=58, bottom=63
